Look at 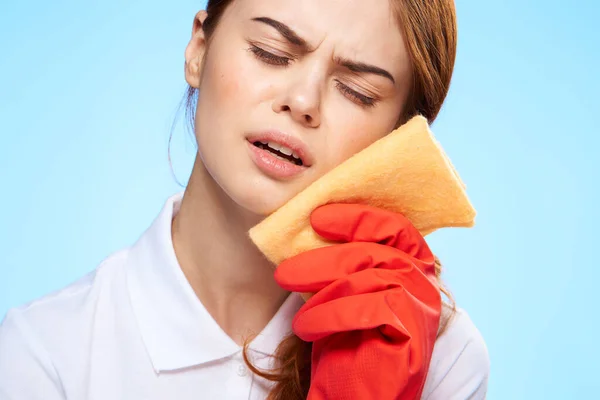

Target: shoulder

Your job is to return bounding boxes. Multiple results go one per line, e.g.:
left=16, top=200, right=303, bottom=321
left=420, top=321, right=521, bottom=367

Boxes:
left=422, top=305, right=490, bottom=400
left=0, top=249, right=131, bottom=398
left=0, top=249, right=130, bottom=358
left=3, top=249, right=129, bottom=326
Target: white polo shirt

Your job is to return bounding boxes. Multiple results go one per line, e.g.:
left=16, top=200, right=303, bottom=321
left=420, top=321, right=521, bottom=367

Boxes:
left=0, top=192, right=489, bottom=399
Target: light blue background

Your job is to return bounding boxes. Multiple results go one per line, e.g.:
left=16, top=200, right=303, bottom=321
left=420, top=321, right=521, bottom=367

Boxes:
left=1, top=1, right=598, bottom=398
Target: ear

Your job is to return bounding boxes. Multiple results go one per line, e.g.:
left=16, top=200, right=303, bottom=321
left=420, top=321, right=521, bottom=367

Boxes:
left=184, top=10, right=209, bottom=89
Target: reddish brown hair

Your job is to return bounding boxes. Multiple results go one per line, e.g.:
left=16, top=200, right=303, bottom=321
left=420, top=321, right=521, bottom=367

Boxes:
left=184, top=1, right=459, bottom=398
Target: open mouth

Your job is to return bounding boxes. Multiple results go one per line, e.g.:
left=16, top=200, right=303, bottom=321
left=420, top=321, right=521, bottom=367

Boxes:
left=252, top=141, right=304, bottom=166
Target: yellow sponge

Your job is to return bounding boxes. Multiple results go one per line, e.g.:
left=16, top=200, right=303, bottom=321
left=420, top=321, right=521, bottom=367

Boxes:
left=248, top=115, right=476, bottom=267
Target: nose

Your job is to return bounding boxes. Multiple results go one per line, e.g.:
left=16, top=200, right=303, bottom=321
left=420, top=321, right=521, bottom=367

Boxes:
left=272, top=74, right=322, bottom=128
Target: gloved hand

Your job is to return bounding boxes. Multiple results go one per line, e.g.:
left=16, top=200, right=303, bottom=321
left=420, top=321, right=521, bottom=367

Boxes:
left=274, top=203, right=442, bottom=400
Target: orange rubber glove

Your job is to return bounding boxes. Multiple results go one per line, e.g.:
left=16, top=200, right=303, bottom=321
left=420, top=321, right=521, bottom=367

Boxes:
left=274, top=203, right=442, bottom=400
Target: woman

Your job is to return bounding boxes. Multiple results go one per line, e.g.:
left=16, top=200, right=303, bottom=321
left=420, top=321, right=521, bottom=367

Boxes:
left=0, top=0, right=489, bottom=399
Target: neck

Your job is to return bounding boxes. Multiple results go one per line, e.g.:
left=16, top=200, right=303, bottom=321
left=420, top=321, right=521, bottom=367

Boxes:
left=172, top=157, right=289, bottom=345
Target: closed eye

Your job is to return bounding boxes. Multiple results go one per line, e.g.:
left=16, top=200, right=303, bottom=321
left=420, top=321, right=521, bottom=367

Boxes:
left=248, top=44, right=378, bottom=108
left=248, top=45, right=292, bottom=67
left=335, top=80, right=376, bottom=108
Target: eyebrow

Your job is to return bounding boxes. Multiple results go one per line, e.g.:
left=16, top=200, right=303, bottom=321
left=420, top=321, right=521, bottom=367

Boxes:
left=251, top=16, right=396, bottom=85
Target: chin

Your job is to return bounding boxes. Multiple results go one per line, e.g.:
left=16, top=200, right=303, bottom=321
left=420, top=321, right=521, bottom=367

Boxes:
left=227, top=176, right=299, bottom=217
left=197, top=138, right=312, bottom=218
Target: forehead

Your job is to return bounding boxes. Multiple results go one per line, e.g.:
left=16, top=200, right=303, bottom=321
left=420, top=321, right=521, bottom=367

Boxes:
left=229, top=0, right=407, bottom=74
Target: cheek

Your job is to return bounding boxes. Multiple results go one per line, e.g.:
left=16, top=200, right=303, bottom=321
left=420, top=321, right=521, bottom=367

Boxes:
left=324, top=105, right=398, bottom=168
left=203, top=47, right=275, bottom=114
left=194, top=47, right=258, bottom=147
left=330, top=131, right=379, bottom=167
left=203, top=57, right=243, bottom=110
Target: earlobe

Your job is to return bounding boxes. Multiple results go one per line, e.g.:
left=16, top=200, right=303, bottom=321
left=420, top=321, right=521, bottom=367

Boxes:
left=185, top=54, right=203, bottom=88
left=184, top=10, right=209, bottom=88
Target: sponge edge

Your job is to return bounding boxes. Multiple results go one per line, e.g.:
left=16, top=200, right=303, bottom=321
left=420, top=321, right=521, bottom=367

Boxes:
left=248, top=115, right=476, bottom=267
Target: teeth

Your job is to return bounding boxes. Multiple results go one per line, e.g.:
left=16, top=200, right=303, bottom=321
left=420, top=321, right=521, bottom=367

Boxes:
left=262, top=140, right=302, bottom=163
left=266, top=142, right=298, bottom=158
left=278, top=146, right=294, bottom=156
left=267, top=142, right=281, bottom=151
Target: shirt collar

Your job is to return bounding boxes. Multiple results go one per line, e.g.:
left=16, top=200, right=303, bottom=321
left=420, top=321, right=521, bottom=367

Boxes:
left=125, top=191, right=304, bottom=372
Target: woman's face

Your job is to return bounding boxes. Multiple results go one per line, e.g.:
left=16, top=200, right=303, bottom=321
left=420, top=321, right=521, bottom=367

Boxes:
left=185, top=0, right=412, bottom=215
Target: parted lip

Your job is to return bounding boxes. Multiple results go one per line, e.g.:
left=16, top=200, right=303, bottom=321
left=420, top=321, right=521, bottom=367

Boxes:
left=246, top=130, right=313, bottom=167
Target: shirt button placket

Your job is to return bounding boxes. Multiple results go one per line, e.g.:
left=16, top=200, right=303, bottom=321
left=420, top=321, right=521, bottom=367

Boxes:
left=237, top=363, right=248, bottom=377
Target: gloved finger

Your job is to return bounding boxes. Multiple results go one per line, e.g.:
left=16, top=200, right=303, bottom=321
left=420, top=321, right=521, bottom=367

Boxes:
left=292, top=269, right=441, bottom=341
left=274, top=242, right=431, bottom=294
left=310, top=203, right=434, bottom=262
left=294, top=287, right=440, bottom=342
